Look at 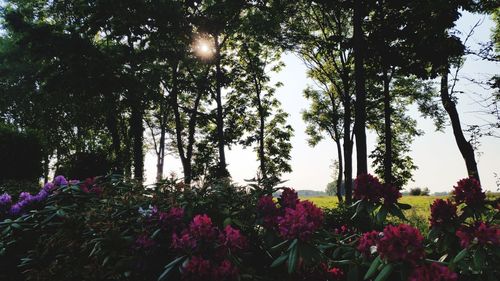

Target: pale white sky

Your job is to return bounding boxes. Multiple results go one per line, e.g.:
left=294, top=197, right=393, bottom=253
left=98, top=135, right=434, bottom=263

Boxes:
left=145, top=11, right=499, bottom=193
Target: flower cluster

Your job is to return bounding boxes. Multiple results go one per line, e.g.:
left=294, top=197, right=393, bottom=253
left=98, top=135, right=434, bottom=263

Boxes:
left=277, top=200, right=324, bottom=241
left=257, top=189, right=324, bottom=241
left=2, top=176, right=68, bottom=218
left=357, top=230, right=380, bottom=257
left=134, top=234, right=157, bottom=250
left=278, top=187, right=299, bottom=208
left=0, top=193, right=12, bottom=213
left=452, top=177, right=485, bottom=206
left=353, top=174, right=401, bottom=205
left=181, top=256, right=238, bottom=281
left=429, top=199, right=458, bottom=228
left=377, top=224, right=424, bottom=263
left=358, top=224, right=424, bottom=263
left=297, top=263, right=345, bottom=281
left=409, top=263, right=457, bottom=281
left=79, top=177, right=103, bottom=195
left=219, top=225, right=247, bottom=252
left=169, top=214, right=246, bottom=280
left=455, top=222, right=500, bottom=248
left=257, top=195, right=278, bottom=227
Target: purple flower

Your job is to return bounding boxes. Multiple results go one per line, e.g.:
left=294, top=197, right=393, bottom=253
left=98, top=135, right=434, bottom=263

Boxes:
left=53, top=175, right=68, bottom=186
left=9, top=204, right=22, bottom=216
left=0, top=193, right=12, bottom=206
left=42, top=182, right=55, bottom=192
left=19, top=192, right=32, bottom=201
left=34, top=190, right=49, bottom=202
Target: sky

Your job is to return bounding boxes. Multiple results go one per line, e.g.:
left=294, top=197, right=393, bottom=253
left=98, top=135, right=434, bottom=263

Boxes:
left=145, top=11, right=500, bottom=193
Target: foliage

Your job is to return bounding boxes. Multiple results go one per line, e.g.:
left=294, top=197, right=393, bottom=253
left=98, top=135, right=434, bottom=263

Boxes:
left=0, top=123, right=42, bottom=182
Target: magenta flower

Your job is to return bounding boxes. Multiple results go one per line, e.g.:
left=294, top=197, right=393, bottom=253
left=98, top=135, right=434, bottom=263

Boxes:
left=172, top=231, right=196, bottom=251
left=327, top=267, right=344, bottom=281
left=279, top=188, right=299, bottom=209
left=277, top=200, right=323, bottom=241
left=134, top=234, right=156, bottom=250
left=429, top=199, right=458, bottom=228
left=189, top=214, right=216, bottom=241
left=257, top=195, right=278, bottom=228
left=357, top=230, right=380, bottom=257
left=377, top=224, right=424, bottom=263
left=452, top=177, right=485, bottom=206
left=380, top=184, right=401, bottom=205
left=219, top=225, right=247, bottom=252
left=211, top=259, right=238, bottom=281
left=353, top=174, right=383, bottom=203
left=181, top=256, right=212, bottom=281
left=409, top=263, right=457, bottom=281
left=456, top=222, right=500, bottom=248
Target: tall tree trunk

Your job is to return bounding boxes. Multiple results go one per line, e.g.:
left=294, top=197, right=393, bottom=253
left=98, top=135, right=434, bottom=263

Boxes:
left=170, top=65, right=191, bottom=184
left=255, top=78, right=267, bottom=180
left=43, top=153, right=49, bottom=184
left=214, top=34, right=228, bottom=178
left=335, top=138, right=344, bottom=203
left=440, top=67, right=480, bottom=182
left=106, top=104, right=122, bottom=174
left=122, top=119, right=132, bottom=179
left=343, top=80, right=353, bottom=204
left=156, top=120, right=166, bottom=182
left=131, top=100, right=144, bottom=183
left=185, top=89, right=204, bottom=185
left=353, top=0, right=368, bottom=179
left=383, top=69, right=393, bottom=185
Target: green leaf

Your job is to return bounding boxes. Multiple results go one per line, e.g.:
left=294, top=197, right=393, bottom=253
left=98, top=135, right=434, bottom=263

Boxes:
left=474, top=248, right=486, bottom=269
left=452, top=248, right=468, bottom=264
left=397, top=203, right=411, bottom=210
left=271, top=240, right=289, bottom=251
left=374, top=264, right=394, bottom=281
left=158, top=256, right=186, bottom=281
left=376, top=207, right=388, bottom=225
left=288, top=243, right=299, bottom=274
left=364, top=256, right=382, bottom=280
left=347, top=265, right=359, bottom=281
left=389, top=205, right=406, bottom=221
left=270, top=254, right=288, bottom=268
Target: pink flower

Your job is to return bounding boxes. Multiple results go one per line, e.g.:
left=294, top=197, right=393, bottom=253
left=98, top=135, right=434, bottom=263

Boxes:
left=277, top=200, right=323, bottom=241
left=189, top=214, right=217, bottom=241
left=327, top=267, right=344, bottom=280
left=429, top=199, right=458, bottom=227
left=279, top=188, right=299, bottom=209
left=353, top=174, right=383, bottom=203
left=172, top=231, right=196, bottom=251
left=219, top=225, right=246, bottom=252
left=134, top=234, right=156, bottom=250
left=409, top=263, right=457, bottom=281
left=211, top=260, right=238, bottom=281
left=181, top=256, right=212, bottom=281
left=380, top=184, right=401, bottom=205
left=456, top=222, right=500, bottom=248
left=452, top=177, right=485, bottom=206
left=257, top=195, right=278, bottom=227
left=357, top=231, right=380, bottom=257
left=377, top=224, right=424, bottom=263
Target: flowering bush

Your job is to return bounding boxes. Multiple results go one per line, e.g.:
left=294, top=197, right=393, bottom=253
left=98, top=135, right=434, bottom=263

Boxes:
left=0, top=173, right=498, bottom=281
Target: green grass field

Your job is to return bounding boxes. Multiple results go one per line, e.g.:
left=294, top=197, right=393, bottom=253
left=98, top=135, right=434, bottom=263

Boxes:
left=303, top=195, right=445, bottom=232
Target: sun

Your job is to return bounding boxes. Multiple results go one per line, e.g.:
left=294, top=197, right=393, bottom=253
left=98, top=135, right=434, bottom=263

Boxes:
left=193, top=36, right=214, bottom=59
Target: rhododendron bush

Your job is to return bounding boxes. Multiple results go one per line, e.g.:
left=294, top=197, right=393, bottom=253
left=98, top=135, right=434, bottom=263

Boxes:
left=0, top=174, right=498, bottom=281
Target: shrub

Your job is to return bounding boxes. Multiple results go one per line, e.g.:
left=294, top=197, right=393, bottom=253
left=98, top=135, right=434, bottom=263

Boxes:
left=56, top=151, right=112, bottom=179
left=0, top=124, right=43, bottom=182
